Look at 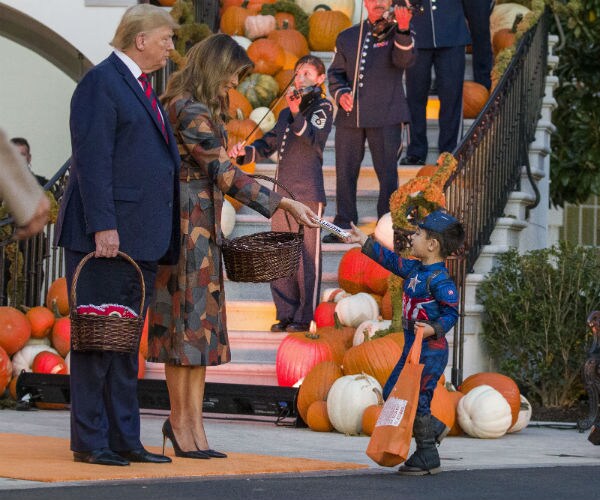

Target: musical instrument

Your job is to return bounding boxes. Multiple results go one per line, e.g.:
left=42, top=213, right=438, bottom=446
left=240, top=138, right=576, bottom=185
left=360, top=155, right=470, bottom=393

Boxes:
left=372, top=0, right=424, bottom=42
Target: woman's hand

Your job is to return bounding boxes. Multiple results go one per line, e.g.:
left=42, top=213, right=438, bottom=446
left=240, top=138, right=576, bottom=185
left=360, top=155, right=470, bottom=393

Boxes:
left=228, top=142, right=245, bottom=160
left=278, top=198, right=320, bottom=227
left=394, top=1, right=413, bottom=31
left=285, top=89, right=302, bottom=114
left=343, top=221, right=368, bottom=245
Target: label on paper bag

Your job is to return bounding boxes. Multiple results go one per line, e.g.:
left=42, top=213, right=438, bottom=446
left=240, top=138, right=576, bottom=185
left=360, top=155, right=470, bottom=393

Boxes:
left=375, top=397, right=408, bottom=427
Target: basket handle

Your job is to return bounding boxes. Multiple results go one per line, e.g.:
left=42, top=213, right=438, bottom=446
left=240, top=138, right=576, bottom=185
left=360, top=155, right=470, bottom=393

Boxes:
left=70, top=251, right=146, bottom=316
left=250, top=174, right=304, bottom=236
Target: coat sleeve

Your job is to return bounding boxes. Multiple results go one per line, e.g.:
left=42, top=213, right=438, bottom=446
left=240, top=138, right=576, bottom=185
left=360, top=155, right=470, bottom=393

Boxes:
left=392, top=30, right=416, bottom=68
left=429, top=274, right=460, bottom=339
left=327, top=34, right=353, bottom=106
left=361, top=236, right=417, bottom=279
left=0, top=130, right=45, bottom=226
left=178, top=102, right=282, bottom=218
left=69, top=71, right=119, bottom=234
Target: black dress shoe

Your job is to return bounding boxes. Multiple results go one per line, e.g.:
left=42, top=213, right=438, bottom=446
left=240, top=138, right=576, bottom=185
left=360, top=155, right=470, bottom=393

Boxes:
left=199, top=449, right=228, bottom=458
left=286, top=322, right=310, bottom=332
left=118, top=447, right=172, bottom=463
left=399, top=155, right=426, bottom=166
left=73, top=448, right=130, bottom=466
left=270, top=320, right=291, bottom=332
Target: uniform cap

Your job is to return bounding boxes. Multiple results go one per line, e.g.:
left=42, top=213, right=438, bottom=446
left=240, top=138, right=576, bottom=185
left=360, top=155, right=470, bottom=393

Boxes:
left=417, top=210, right=459, bottom=233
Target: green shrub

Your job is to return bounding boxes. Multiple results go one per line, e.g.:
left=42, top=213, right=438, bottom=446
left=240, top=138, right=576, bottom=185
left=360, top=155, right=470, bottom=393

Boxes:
left=477, top=243, right=600, bottom=407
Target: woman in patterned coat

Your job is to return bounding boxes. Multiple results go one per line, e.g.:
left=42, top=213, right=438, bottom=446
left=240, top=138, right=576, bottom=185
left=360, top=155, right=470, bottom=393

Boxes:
left=147, top=34, right=318, bottom=458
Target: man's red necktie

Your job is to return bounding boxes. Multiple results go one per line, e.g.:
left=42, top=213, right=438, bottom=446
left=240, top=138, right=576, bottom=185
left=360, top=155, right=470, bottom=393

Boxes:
left=138, top=73, right=168, bottom=143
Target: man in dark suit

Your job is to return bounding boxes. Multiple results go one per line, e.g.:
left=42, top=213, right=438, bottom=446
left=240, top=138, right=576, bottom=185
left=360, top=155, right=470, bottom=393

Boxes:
left=324, top=0, right=415, bottom=242
left=464, top=0, right=495, bottom=91
left=55, top=4, right=180, bottom=466
left=400, top=0, right=471, bottom=165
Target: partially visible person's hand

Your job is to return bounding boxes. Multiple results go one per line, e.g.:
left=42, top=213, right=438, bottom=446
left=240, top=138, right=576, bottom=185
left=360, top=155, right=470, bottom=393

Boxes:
left=279, top=198, right=320, bottom=227
left=94, top=229, right=120, bottom=258
left=394, top=1, right=413, bottom=31
left=339, top=92, right=354, bottom=112
left=14, top=195, right=50, bottom=240
left=343, top=221, right=368, bottom=245
left=228, top=141, right=246, bottom=160
left=285, top=89, right=302, bottom=114
left=415, top=321, right=435, bottom=339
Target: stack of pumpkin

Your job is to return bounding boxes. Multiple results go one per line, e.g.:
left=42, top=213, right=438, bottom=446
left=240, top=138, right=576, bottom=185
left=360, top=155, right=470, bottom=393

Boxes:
left=219, top=1, right=352, bottom=211
left=0, top=276, right=151, bottom=407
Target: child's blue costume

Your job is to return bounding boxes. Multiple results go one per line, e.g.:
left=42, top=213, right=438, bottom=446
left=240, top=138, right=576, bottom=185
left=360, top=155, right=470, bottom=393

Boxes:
left=361, top=238, right=459, bottom=415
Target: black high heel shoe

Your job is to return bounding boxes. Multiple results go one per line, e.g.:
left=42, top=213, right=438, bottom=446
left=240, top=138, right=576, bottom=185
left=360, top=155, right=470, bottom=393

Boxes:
left=162, top=419, right=210, bottom=459
left=198, top=448, right=228, bottom=458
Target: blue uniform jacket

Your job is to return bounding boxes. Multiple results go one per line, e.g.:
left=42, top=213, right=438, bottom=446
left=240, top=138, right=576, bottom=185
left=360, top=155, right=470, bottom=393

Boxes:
left=242, top=91, right=333, bottom=203
left=410, top=0, right=471, bottom=49
left=55, top=53, right=180, bottom=263
left=328, top=20, right=415, bottom=128
left=362, top=237, right=459, bottom=339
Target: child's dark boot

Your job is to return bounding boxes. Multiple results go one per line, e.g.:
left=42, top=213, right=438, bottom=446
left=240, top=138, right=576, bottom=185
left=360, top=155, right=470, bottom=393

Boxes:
left=398, top=414, right=441, bottom=476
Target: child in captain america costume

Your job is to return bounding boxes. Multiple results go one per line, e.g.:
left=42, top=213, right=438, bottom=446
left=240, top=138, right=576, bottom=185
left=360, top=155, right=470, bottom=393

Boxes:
left=346, top=209, right=465, bottom=476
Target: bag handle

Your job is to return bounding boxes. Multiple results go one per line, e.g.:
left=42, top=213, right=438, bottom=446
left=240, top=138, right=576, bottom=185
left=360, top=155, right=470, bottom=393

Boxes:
left=407, top=325, right=424, bottom=365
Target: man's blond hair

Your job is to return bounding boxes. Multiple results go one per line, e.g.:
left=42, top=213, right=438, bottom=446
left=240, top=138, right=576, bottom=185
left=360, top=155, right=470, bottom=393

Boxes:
left=110, top=4, right=179, bottom=51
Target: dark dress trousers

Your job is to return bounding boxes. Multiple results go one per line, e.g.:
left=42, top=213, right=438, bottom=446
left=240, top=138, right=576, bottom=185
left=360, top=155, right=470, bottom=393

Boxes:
left=328, top=21, right=414, bottom=226
left=55, top=52, right=180, bottom=453
left=405, top=0, right=472, bottom=161
left=463, top=0, right=495, bottom=90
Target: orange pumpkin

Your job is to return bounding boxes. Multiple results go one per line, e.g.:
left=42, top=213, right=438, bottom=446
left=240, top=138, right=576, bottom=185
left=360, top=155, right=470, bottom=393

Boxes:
left=281, top=51, right=298, bottom=71
left=0, top=306, right=31, bottom=355
left=267, top=27, right=309, bottom=58
left=46, top=277, right=69, bottom=316
left=8, top=373, right=18, bottom=400
left=316, top=321, right=356, bottom=352
left=363, top=259, right=391, bottom=296
left=139, top=315, right=149, bottom=359
left=342, top=333, right=404, bottom=387
left=138, top=352, right=146, bottom=379
left=247, top=38, right=285, bottom=75
left=381, top=289, right=392, bottom=320
left=459, top=372, right=521, bottom=426
left=463, top=81, right=490, bottom=119
left=225, top=110, right=263, bottom=148
left=274, top=68, right=296, bottom=93
left=51, top=317, right=71, bottom=358
left=361, top=388, right=384, bottom=436
left=307, top=9, right=352, bottom=52
left=337, top=247, right=372, bottom=294
left=228, top=88, right=253, bottom=120
left=297, top=360, right=343, bottom=422
left=430, top=381, right=460, bottom=430
left=0, top=346, right=11, bottom=393
left=275, top=12, right=296, bottom=30
left=447, top=390, right=465, bottom=436
left=306, top=400, right=333, bottom=432
left=313, top=301, right=337, bottom=328
left=220, top=6, right=250, bottom=35
left=32, top=351, right=67, bottom=375
left=492, top=13, right=523, bottom=55
left=26, top=306, right=55, bottom=339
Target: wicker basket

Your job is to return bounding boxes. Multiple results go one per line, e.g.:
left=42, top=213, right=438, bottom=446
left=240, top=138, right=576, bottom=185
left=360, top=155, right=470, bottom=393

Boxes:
left=222, top=174, right=304, bottom=283
left=70, top=251, right=145, bottom=353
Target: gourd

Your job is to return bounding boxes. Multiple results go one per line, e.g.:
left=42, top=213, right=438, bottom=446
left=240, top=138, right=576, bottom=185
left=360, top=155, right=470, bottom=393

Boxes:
left=46, top=277, right=69, bottom=316
left=335, top=292, right=379, bottom=327
left=0, top=306, right=31, bottom=355
left=237, top=73, right=280, bottom=108
left=492, top=13, right=523, bottom=55
left=11, top=344, right=59, bottom=376
left=326, top=373, right=381, bottom=435
left=25, top=306, right=55, bottom=339
left=459, top=371, right=521, bottom=426
left=320, top=287, right=351, bottom=303
left=297, top=360, right=343, bottom=421
left=352, top=319, right=392, bottom=346
left=308, top=8, right=352, bottom=51
left=220, top=6, right=251, bottom=36
left=249, top=106, right=276, bottom=133
left=463, top=81, right=490, bottom=119
left=457, top=384, right=512, bottom=438
left=490, top=3, right=531, bottom=38
left=267, top=25, right=309, bottom=57
left=507, top=394, right=532, bottom=433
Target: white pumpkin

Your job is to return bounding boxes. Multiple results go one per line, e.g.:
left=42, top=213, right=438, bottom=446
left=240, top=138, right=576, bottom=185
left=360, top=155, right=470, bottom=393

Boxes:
left=232, top=35, right=252, bottom=50
left=352, top=319, right=392, bottom=346
left=507, top=394, right=532, bottom=433
left=297, top=0, right=355, bottom=21
left=65, top=351, right=71, bottom=374
left=249, top=106, right=276, bottom=133
left=25, top=337, right=52, bottom=347
left=374, top=212, right=394, bottom=250
left=221, top=199, right=236, bottom=238
left=244, top=14, right=276, bottom=40
left=490, top=3, right=531, bottom=37
left=12, top=344, right=59, bottom=377
left=326, top=373, right=381, bottom=435
left=457, top=384, right=512, bottom=439
left=321, top=287, right=351, bottom=303
left=335, top=292, right=379, bottom=327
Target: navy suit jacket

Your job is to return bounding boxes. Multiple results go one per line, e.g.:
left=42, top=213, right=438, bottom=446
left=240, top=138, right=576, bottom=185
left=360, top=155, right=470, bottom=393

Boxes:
left=411, top=0, right=471, bottom=49
left=56, top=53, right=180, bottom=263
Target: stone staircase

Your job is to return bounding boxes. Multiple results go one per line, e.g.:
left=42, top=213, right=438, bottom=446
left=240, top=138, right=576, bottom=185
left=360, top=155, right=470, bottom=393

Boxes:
left=146, top=39, right=559, bottom=385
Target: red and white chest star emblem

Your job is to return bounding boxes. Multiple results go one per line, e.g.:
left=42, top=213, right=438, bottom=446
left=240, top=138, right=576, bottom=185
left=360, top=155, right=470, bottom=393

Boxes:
left=407, top=274, right=421, bottom=292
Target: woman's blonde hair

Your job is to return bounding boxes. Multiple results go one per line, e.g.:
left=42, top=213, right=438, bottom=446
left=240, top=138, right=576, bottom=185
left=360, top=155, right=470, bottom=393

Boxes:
left=161, top=34, right=253, bottom=124
left=111, top=4, right=179, bottom=51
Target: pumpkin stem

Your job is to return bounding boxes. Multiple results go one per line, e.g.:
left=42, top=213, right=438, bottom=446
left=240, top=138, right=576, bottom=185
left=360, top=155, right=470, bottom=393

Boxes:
left=313, top=4, right=332, bottom=12
left=50, top=300, right=63, bottom=318
left=281, top=19, right=289, bottom=30
left=511, top=13, right=524, bottom=33
left=372, top=387, right=384, bottom=406
left=235, top=108, right=244, bottom=121
left=333, top=312, right=343, bottom=329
